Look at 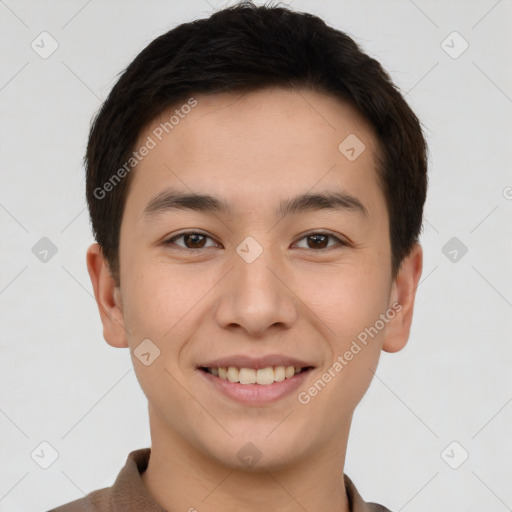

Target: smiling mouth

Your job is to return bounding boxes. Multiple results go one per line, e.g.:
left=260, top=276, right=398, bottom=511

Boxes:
left=199, top=366, right=314, bottom=385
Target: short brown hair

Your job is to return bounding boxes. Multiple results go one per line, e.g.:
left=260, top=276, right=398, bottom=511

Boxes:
left=86, top=1, right=428, bottom=284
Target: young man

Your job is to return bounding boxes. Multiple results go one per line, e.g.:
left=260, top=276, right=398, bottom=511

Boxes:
left=50, top=2, right=426, bottom=511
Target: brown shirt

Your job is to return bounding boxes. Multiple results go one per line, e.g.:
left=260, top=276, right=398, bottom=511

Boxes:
left=48, top=448, right=391, bottom=512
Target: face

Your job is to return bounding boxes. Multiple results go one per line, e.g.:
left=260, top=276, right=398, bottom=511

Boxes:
left=88, top=87, right=422, bottom=470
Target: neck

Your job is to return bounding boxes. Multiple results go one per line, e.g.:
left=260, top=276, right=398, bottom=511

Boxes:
left=141, top=406, right=351, bottom=512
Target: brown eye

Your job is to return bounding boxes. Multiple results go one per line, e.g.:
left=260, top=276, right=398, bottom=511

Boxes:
left=294, top=232, right=345, bottom=250
left=183, top=233, right=207, bottom=248
left=164, top=232, right=218, bottom=250
left=307, top=234, right=329, bottom=249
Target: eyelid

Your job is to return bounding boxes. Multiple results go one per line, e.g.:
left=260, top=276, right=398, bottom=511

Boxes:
left=164, top=230, right=348, bottom=250
left=164, top=230, right=221, bottom=249
left=292, top=230, right=348, bottom=249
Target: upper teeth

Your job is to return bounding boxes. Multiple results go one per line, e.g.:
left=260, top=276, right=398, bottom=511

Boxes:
left=207, top=366, right=302, bottom=385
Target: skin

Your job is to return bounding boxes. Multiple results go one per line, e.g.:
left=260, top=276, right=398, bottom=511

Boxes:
left=87, top=87, right=422, bottom=512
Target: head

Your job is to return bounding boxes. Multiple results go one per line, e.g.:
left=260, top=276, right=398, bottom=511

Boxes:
left=86, top=2, right=426, bottom=470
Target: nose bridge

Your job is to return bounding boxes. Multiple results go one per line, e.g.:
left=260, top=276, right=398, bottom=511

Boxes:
left=236, top=244, right=278, bottom=296
left=214, top=236, right=298, bottom=335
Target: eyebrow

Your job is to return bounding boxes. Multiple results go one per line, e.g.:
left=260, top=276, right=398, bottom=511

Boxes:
left=142, top=188, right=367, bottom=220
left=278, top=190, right=367, bottom=218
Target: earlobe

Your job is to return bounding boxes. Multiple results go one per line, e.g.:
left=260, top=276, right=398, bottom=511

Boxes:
left=86, top=243, right=128, bottom=348
left=382, top=243, right=423, bottom=353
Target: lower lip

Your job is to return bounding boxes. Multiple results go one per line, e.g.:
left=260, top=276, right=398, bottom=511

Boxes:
left=198, top=368, right=314, bottom=406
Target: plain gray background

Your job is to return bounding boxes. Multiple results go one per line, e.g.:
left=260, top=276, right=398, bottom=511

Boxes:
left=1, top=1, right=511, bottom=511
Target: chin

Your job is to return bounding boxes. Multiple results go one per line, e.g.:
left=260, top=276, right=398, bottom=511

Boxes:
left=199, top=426, right=311, bottom=472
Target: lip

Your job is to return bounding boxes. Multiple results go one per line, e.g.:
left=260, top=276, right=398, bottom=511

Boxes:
left=198, top=354, right=315, bottom=370
left=198, top=367, right=315, bottom=406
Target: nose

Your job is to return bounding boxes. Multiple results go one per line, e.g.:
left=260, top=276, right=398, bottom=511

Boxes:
left=213, top=243, right=298, bottom=338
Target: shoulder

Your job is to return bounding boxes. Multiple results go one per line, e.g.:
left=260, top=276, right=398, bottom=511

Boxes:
left=46, top=486, right=112, bottom=512
left=344, top=474, right=393, bottom=512
left=365, top=503, right=393, bottom=512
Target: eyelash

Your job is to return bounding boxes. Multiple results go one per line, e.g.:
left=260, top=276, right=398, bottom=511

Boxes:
left=163, top=231, right=347, bottom=251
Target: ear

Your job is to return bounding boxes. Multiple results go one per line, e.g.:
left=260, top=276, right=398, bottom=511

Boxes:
left=382, top=243, right=423, bottom=353
left=86, top=243, right=128, bottom=348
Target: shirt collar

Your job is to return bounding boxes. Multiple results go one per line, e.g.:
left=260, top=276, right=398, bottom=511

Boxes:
left=112, top=448, right=382, bottom=512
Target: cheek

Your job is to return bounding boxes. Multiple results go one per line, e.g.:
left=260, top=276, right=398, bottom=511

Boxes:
left=120, top=260, right=220, bottom=375
left=122, top=275, right=169, bottom=340
left=299, top=258, right=391, bottom=341
left=120, top=254, right=195, bottom=337
left=297, top=270, right=390, bottom=436
left=328, top=267, right=392, bottom=398
left=120, top=270, right=191, bottom=409
left=299, top=257, right=391, bottom=400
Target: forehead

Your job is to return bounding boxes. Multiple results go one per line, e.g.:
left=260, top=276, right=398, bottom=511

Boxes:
left=126, top=87, right=383, bottom=219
